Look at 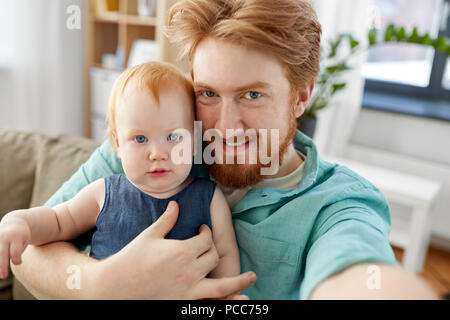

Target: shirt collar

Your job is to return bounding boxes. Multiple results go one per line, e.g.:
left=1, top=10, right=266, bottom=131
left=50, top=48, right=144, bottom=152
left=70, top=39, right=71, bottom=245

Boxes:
left=292, top=130, right=319, bottom=194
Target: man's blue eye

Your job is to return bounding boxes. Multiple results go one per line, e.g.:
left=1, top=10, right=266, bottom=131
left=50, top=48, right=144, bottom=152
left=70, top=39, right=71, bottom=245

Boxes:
left=168, top=133, right=181, bottom=142
left=244, top=91, right=261, bottom=99
left=134, top=135, right=148, bottom=143
left=202, top=91, right=215, bottom=98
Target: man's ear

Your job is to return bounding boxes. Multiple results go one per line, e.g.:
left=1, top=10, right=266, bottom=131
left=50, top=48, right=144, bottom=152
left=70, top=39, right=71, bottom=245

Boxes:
left=293, top=82, right=315, bottom=118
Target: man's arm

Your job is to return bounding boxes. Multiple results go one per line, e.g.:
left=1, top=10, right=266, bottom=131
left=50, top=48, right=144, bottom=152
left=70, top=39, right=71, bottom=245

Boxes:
left=12, top=200, right=257, bottom=299
left=10, top=241, right=103, bottom=299
left=300, top=182, right=438, bottom=300
left=310, top=263, right=438, bottom=299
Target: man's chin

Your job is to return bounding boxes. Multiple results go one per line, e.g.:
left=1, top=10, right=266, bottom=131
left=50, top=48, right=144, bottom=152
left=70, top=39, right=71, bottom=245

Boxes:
left=205, top=163, right=265, bottom=189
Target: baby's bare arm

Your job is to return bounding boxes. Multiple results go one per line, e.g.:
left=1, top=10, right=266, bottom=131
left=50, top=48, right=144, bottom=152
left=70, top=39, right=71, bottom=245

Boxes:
left=208, top=186, right=240, bottom=278
left=4, top=179, right=104, bottom=244
left=0, top=179, right=104, bottom=279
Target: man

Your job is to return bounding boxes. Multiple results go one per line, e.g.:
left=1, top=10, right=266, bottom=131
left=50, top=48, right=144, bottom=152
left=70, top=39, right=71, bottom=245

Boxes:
left=12, top=0, right=436, bottom=299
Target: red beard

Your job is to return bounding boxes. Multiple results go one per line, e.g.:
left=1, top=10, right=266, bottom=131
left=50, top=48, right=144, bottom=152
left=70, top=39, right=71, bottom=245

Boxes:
left=204, top=110, right=298, bottom=189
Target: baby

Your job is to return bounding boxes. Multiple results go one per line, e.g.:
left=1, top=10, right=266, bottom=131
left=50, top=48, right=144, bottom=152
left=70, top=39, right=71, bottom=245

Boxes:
left=0, top=61, right=240, bottom=280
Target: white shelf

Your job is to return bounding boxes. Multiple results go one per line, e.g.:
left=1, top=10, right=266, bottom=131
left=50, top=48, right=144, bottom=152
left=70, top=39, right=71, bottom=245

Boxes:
left=389, top=228, right=410, bottom=249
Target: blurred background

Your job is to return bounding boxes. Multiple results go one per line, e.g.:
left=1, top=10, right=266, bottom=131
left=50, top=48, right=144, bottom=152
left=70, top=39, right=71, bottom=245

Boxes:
left=0, top=0, right=449, bottom=298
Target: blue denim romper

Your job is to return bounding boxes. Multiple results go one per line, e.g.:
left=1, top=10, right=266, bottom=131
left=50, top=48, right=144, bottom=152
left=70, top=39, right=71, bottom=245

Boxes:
left=89, top=174, right=215, bottom=260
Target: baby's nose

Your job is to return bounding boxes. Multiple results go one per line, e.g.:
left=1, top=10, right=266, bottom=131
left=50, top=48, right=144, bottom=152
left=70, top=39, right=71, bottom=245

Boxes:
left=149, top=142, right=169, bottom=161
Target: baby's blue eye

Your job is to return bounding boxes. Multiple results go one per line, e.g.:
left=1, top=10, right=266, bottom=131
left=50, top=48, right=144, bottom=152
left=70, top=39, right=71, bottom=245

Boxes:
left=134, top=135, right=148, bottom=143
left=202, top=91, right=215, bottom=98
left=167, top=133, right=181, bottom=142
left=244, top=91, right=261, bottom=99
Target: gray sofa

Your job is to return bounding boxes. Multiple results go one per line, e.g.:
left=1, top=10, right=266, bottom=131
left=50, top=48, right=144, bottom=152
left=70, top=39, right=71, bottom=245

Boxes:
left=0, top=128, right=99, bottom=299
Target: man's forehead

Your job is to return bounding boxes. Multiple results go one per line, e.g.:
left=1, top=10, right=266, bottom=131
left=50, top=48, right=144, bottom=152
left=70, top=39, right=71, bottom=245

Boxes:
left=192, top=37, right=288, bottom=91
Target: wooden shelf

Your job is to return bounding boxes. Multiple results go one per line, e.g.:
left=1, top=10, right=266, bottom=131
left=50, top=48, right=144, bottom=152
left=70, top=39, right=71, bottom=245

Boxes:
left=122, top=15, right=157, bottom=26
left=83, top=0, right=184, bottom=139
left=92, top=63, right=123, bottom=71
left=92, top=14, right=157, bottom=27
left=92, top=13, right=120, bottom=24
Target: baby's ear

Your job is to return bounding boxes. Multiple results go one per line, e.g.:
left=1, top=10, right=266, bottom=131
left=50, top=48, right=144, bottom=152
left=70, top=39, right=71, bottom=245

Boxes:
left=113, top=136, right=121, bottom=158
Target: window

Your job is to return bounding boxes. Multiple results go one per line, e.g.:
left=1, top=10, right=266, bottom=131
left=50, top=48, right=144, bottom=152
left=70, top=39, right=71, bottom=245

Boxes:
left=443, top=57, right=450, bottom=89
left=362, top=0, right=450, bottom=120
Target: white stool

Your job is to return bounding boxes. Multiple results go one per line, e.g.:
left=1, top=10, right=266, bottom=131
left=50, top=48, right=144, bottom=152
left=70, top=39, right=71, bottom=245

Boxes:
left=324, top=156, right=442, bottom=273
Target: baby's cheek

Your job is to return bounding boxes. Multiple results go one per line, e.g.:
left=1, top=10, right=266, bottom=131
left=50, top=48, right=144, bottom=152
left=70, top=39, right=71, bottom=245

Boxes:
left=122, top=155, right=144, bottom=174
left=173, top=163, right=193, bottom=180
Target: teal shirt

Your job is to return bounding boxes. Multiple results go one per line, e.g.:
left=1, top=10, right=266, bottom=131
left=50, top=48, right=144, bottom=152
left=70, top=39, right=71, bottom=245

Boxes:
left=45, top=130, right=397, bottom=300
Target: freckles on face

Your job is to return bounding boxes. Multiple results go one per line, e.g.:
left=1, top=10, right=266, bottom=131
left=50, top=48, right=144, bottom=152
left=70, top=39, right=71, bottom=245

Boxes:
left=192, top=37, right=293, bottom=133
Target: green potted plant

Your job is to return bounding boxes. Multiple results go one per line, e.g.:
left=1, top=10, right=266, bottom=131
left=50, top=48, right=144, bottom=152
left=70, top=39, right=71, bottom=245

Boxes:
left=297, top=24, right=450, bottom=138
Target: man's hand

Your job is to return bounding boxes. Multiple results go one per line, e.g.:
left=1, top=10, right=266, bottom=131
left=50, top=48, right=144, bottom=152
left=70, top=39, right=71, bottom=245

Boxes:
left=0, top=214, right=31, bottom=279
left=95, top=201, right=257, bottom=299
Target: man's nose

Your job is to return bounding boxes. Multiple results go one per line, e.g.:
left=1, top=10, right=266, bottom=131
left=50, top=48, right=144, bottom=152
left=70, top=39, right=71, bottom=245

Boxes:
left=149, top=141, right=169, bottom=161
left=215, top=99, right=244, bottom=136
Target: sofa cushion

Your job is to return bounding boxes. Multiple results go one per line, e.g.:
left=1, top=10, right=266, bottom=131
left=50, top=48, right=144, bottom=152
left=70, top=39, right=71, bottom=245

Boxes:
left=0, top=129, right=41, bottom=297
left=0, top=129, right=99, bottom=300
left=17, top=131, right=98, bottom=300
left=0, top=129, right=39, bottom=219
left=29, top=131, right=99, bottom=207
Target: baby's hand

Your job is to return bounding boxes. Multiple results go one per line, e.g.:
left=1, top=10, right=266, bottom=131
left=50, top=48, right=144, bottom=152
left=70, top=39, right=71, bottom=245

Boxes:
left=0, top=216, right=31, bottom=279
